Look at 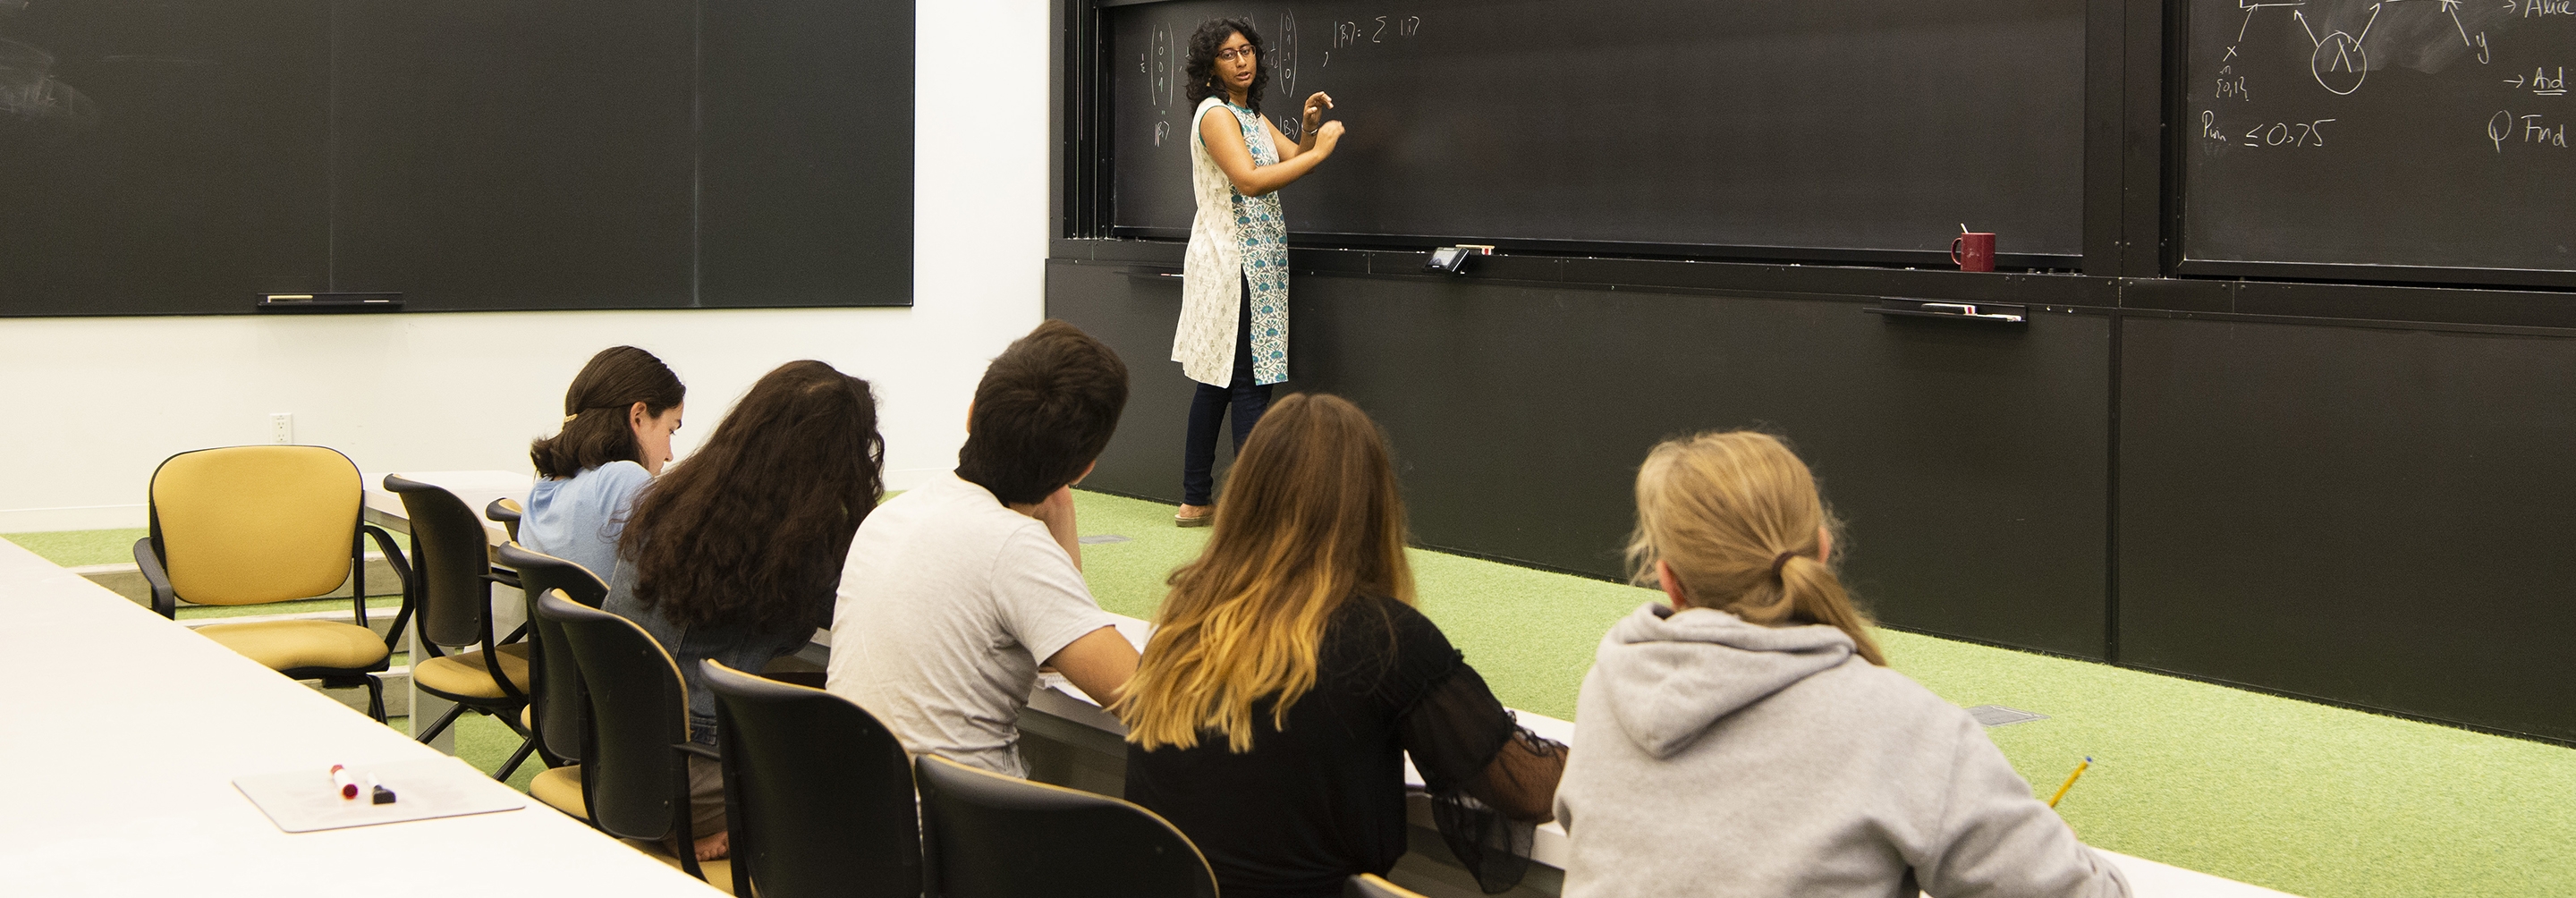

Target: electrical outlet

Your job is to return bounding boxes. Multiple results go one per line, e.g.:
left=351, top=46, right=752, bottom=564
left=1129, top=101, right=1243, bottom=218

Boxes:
left=270, top=412, right=294, bottom=445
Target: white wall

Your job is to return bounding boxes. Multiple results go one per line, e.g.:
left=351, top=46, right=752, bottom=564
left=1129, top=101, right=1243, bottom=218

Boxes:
left=0, top=0, right=1050, bottom=533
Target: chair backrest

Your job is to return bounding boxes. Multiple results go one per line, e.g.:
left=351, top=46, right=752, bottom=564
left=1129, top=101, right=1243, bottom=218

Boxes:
left=1344, top=874, right=1428, bottom=898
left=147, top=445, right=362, bottom=606
left=536, top=588, right=692, bottom=843
left=704, top=660, right=922, bottom=898
left=914, top=754, right=1218, bottom=898
left=384, top=475, right=493, bottom=648
left=496, top=542, right=607, bottom=765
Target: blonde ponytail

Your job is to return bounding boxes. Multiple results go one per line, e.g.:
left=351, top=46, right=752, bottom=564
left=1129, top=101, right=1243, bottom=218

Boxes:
left=1626, top=431, right=1885, bottom=665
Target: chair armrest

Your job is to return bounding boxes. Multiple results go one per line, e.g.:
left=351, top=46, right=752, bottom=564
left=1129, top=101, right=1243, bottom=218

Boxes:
left=132, top=537, right=176, bottom=619
left=360, top=524, right=415, bottom=648
left=673, top=741, right=720, bottom=762
left=485, top=497, right=521, bottom=543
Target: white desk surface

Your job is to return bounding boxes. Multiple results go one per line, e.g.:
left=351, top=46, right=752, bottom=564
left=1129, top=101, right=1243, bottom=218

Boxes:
left=363, top=469, right=535, bottom=546
left=0, top=537, right=716, bottom=895
left=1030, top=613, right=2299, bottom=898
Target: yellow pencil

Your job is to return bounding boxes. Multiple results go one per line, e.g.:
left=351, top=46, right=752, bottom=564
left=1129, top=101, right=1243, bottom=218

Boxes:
left=2047, top=757, right=2092, bottom=809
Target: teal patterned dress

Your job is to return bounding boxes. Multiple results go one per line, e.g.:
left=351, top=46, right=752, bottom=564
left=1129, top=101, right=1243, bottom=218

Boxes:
left=1223, top=101, right=1291, bottom=386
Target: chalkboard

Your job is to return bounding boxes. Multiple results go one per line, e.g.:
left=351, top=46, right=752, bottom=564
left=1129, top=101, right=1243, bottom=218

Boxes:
left=333, top=0, right=699, bottom=312
left=2182, top=0, right=2576, bottom=279
left=0, top=0, right=911, bottom=317
left=1106, top=0, right=2087, bottom=262
left=0, top=0, right=330, bottom=316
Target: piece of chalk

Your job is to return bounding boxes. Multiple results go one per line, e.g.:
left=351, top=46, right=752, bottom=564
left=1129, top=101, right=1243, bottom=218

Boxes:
left=329, top=764, right=358, bottom=800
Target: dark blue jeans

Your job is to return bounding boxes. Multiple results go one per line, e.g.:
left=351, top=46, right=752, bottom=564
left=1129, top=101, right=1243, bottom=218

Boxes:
left=1182, top=278, right=1275, bottom=506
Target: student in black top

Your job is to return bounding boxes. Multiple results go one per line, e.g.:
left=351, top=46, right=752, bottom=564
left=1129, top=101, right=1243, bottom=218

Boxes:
left=1116, top=393, right=1565, bottom=898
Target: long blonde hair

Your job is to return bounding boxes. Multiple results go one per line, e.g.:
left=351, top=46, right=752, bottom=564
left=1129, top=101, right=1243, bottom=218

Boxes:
left=1625, top=430, right=1885, bottom=665
left=1113, top=394, right=1417, bottom=751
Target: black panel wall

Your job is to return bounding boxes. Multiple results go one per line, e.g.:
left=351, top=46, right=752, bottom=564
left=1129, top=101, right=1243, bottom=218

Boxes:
left=2119, top=317, right=2576, bottom=741
left=1050, top=258, right=2114, bottom=660
left=698, top=0, right=916, bottom=308
left=333, top=0, right=699, bottom=311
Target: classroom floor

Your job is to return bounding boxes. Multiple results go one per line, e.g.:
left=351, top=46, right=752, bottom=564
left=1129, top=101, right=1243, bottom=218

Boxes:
left=16, top=494, right=2571, bottom=898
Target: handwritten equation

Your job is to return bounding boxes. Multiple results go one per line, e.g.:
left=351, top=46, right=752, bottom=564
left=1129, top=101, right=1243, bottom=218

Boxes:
left=1133, top=8, right=1424, bottom=148
left=2198, top=0, right=2570, bottom=153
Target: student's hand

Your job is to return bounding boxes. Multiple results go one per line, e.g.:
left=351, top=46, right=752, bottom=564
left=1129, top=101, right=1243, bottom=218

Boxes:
left=1030, top=484, right=1083, bottom=571
left=1301, top=91, right=1335, bottom=131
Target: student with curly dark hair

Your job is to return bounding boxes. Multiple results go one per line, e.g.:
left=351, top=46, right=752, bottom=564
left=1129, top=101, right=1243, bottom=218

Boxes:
left=1171, top=17, right=1344, bottom=527
left=601, top=359, right=885, bottom=862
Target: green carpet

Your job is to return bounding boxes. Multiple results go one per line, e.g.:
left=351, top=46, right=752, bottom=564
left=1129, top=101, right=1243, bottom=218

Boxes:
left=1063, top=489, right=2575, bottom=898
left=23, top=504, right=2576, bottom=897
left=5, top=528, right=147, bottom=566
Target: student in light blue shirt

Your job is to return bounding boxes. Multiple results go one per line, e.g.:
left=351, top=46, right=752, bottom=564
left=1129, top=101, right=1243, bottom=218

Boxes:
left=521, top=346, right=684, bottom=583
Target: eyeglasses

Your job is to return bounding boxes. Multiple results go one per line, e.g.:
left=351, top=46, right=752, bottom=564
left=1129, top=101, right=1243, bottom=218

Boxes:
left=1215, top=47, right=1257, bottom=62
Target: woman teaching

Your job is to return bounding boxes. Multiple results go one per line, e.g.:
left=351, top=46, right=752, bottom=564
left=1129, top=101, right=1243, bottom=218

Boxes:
left=1171, top=17, right=1344, bottom=527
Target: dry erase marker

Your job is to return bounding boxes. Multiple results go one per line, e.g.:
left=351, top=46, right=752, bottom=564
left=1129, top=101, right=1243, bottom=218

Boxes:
left=2047, top=757, right=2092, bottom=809
left=329, top=764, right=359, bottom=800
left=368, top=774, right=397, bottom=805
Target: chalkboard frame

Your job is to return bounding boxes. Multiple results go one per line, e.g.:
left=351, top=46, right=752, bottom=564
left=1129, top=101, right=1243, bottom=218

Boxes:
left=2161, top=0, right=2576, bottom=292
left=1069, top=0, right=2105, bottom=274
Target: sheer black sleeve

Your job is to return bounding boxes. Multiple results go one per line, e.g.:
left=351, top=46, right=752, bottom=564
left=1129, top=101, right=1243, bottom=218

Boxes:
left=1385, top=615, right=1568, bottom=894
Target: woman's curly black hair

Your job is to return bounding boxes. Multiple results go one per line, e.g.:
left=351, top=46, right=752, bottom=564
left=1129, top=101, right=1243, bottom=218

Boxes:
left=1183, top=18, right=1267, bottom=114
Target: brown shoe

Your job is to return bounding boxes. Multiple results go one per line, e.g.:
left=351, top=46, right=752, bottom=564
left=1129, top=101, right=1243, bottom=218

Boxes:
left=1175, top=510, right=1212, bottom=528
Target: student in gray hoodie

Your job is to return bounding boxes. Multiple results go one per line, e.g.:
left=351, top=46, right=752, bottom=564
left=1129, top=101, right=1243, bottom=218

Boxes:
left=1553, top=431, right=2131, bottom=898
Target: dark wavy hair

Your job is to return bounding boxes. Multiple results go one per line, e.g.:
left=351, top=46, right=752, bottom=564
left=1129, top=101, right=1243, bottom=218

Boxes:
left=620, top=360, right=885, bottom=636
left=530, top=346, right=684, bottom=479
left=1183, top=18, right=1267, bottom=114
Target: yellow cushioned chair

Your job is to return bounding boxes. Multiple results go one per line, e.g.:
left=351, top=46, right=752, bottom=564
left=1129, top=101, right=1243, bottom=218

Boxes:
left=1344, top=874, right=1430, bottom=898
left=134, top=445, right=411, bottom=721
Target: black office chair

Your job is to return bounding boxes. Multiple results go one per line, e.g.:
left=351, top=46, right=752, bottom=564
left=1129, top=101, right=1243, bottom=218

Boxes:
left=494, top=541, right=606, bottom=815
left=1345, top=874, right=1429, bottom=898
left=914, top=753, right=1218, bottom=898
left=536, top=589, right=726, bottom=888
left=703, top=659, right=922, bottom=898
left=385, top=476, right=534, bottom=776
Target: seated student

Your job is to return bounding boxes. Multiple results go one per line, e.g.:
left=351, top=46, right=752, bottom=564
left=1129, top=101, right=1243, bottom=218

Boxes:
left=602, top=360, right=886, bottom=861
left=522, top=345, right=685, bottom=583
left=1553, top=431, right=2131, bottom=898
left=1116, top=393, right=1566, bottom=898
left=827, top=319, right=1138, bottom=777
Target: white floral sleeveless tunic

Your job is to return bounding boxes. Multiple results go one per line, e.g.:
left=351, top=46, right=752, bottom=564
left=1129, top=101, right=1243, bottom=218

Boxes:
left=1174, top=97, right=1290, bottom=387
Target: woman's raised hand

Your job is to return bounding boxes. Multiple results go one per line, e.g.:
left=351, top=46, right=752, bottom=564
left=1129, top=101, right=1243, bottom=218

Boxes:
left=1301, top=91, right=1335, bottom=131
left=1313, top=120, right=1346, bottom=153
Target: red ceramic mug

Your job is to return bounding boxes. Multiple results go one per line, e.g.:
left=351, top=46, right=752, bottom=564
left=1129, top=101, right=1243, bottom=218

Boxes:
left=1952, top=233, right=1996, bottom=272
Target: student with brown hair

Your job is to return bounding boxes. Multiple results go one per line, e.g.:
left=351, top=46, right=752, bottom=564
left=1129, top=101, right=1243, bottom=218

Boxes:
left=1117, top=393, right=1564, bottom=898
left=521, top=345, right=685, bottom=582
left=827, top=319, right=1139, bottom=776
left=1553, top=431, right=2130, bottom=898
left=601, top=360, right=886, bottom=861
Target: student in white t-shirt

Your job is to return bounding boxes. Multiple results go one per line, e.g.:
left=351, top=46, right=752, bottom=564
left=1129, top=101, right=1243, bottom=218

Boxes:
left=827, top=320, right=1139, bottom=776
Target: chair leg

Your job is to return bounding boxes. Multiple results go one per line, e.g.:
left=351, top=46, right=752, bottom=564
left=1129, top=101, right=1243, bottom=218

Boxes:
left=416, top=702, right=469, bottom=743
left=495, top=736, right=538, bottom=782
left=364, top=675, right=387, bottom=724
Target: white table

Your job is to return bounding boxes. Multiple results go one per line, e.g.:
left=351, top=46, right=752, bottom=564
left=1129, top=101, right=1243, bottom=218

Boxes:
left=0, top=537, right=716, bottom=895
left=1021, top=614, right=2301, bottom=898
